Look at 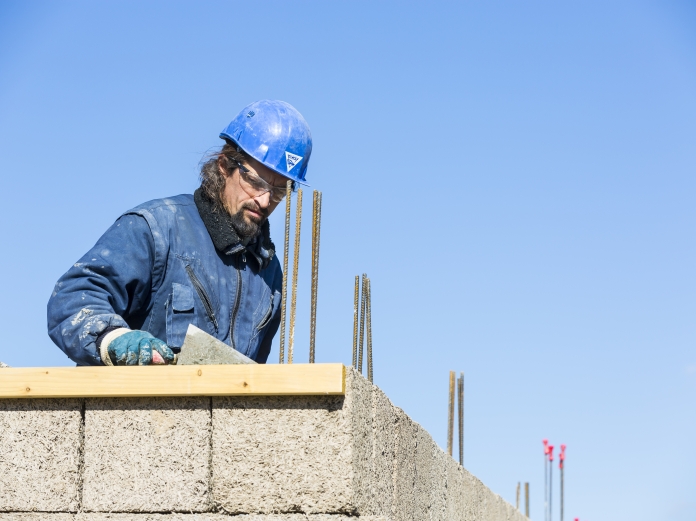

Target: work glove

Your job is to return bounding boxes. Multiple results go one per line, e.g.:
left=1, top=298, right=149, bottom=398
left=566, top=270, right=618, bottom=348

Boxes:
left=100, top=329, right=175, bottom=366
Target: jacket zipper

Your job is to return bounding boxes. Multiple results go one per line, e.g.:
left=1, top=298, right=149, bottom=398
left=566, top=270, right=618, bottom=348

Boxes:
left=229, top=268, right=242, bottom=350
left=185, top=265, right=219, bottom=332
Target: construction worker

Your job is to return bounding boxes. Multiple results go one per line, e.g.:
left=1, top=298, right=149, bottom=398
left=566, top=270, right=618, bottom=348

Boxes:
left=47, top=100, right=311, bottom=366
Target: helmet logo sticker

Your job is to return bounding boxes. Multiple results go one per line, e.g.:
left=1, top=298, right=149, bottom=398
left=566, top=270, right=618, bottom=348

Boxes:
left=285, top=151, right=303, bottom=172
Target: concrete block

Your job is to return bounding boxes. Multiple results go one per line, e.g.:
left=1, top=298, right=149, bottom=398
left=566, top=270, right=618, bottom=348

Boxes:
left=413, top=424, right=432, bottom=520
left=235, top=514, right=389, bottom=521
left=82, top=397, right=210, bottom=512
left=345, top=368, right=374, bottom=515
left=212, top=368, right=373, bottom=515
left=411, top=424, right=447, bottom=521
left=392, top=406, right=417, bottom=521
left=445, top=458, right=465, bottom=521
left=368, top=385, right=397, bottom=517
left=446, top=460, right=492, bottom=521
left=506, top=502, right=523, bottom=521
left=74, top=513, right=389, bottom=521
left=0, top=512, right=75, bottom=521
left=464, top=473, right=488, bottom=521
left=429, top=445, right=448, bottom=521
left=0, top=399, right=82, bottom=512
left=73, top=512, right=230, bottom=521
left=493, top=494, right=508, bottom=521
left=479, top=485, right=504, bottom=521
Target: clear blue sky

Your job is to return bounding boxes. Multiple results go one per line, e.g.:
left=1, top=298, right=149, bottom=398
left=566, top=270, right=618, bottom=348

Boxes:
left=1, top=1, right=695, bottom=520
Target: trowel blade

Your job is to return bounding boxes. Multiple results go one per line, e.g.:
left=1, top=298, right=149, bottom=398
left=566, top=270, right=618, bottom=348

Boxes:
left=176, top=324, right=256, bottom=365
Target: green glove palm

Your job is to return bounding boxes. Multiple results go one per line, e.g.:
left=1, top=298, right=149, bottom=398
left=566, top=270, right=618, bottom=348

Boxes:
left=107, top=330, right=175, bottom=366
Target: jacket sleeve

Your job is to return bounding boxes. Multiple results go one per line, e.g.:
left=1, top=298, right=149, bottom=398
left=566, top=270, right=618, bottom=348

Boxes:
left=47, top=213, right=158, bottom=365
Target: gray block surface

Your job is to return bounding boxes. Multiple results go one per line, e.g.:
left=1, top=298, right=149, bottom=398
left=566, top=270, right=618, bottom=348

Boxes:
left=82, top=397, right=210, bottom=512
left=413, top=424, right=432, bottom=521
left=233, top=516, right=391, bottom=521
left=73, top=512, right=226, bottom=521
left=212, top=368, right=374, bottom=516
left=0, top=399, right=82, bottom=512
left=429, top=445, right=448, bottom=521
left=392, top=407, right=417, bottom=521
left=77, top=513, right=389, bottom=521
left=0, top=512, right=75, bottom=521
left=344, top=369, right=373, bottom=515
left=0, top=367, right=526, bottom=521
left=212, top=393, right=348, bottom=514
left=445, top=458, right=466, bottom=521
left=369, top=385, right=397, bottom=517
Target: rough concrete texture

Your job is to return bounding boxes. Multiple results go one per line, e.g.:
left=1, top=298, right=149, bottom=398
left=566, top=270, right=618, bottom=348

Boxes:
left=429, top=444, right=448, bottom=521
left=413, top=425, right=434, bottom=521
left=1, top=368, right=526, bottom=521
left=392, top=407, right=418, bottom=521
left=445, top=458, right=466, bottom=521
left=0, top=512, right=75, bottom=521
left=82, top=397, right=210, bottom=512
left=212, top=393, right=346, bottom=514
left=0, top=399, right=82, bottom=512
left=75, top=513, right=389, bottom=521
left=0, top=515, right=74, bottom=521
left=344, top=368, right=374, bottom=515
left=0, top=517, right=391, bottom=521
left=227, top=514, right=389, bottom=521
left=368, top=385, right=397, bottom=517
left=212, top=369, right=371, bottom=515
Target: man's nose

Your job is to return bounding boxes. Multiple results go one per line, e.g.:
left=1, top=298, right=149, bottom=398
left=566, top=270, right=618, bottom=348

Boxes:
left=255, top=190, right=271, bottom=208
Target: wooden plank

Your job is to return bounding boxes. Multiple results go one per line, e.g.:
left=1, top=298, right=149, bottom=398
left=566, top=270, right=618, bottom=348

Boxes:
left=0, top=363, right=345, bottom=398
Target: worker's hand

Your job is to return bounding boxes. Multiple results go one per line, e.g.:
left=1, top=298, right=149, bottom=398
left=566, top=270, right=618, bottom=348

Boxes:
left=104, top=330, right=175, bottom=366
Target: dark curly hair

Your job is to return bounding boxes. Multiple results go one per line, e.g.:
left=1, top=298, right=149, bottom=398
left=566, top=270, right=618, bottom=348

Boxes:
left=199, top=142, right=249, bottom=212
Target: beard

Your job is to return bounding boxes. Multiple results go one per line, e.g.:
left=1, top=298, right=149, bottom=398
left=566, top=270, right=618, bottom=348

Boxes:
left=228, top=201, right=268, bottom=241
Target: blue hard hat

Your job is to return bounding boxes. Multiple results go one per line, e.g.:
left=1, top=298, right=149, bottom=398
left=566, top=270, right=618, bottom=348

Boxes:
left=220, top=100, right=312, bottom=185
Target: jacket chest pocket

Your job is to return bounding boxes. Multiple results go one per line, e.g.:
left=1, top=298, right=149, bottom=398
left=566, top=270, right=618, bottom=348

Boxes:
left=250, top=289, right=281, bottom=342
left=165, top=283, right=197, bottom=348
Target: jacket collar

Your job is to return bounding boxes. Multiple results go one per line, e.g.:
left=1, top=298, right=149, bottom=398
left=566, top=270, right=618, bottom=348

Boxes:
left=193, top=188, right=275, bottom=269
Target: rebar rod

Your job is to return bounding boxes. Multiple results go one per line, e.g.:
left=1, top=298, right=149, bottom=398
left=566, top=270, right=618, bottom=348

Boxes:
left=366, top=277, right=373, bottom=382
left=308, top=191, right=317, bottom=362
left=447, top=370, right=455, bottom=456
left=309, top=191, right=322, bottom=363
left=352, top=276, right=359, bottom=368
left=278, top=180, right=292, bottom=364
left=525, top=482, right=530, bottom=517
left=288, top=188, right=302, bottom=364
left=458, top=372, right=464, bottom=465
left=357, top=273, right=367, bottom=373
left=516, top=482, right=520, bottom=510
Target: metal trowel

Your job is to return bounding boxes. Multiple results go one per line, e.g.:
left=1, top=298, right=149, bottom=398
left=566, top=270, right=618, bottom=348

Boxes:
left=173, top=324, right=256, bottom=365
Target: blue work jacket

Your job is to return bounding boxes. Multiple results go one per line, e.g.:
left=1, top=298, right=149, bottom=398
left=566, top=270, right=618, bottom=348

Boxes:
left=47, top=195, right=283, bottom=366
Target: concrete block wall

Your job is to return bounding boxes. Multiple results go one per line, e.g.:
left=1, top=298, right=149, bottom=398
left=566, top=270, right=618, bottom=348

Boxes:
left=0, top=368, right=527, bottom=521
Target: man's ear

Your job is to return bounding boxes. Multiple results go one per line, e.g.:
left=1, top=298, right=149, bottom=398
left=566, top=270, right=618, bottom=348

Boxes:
left=217, top=157, right=229, bottom=177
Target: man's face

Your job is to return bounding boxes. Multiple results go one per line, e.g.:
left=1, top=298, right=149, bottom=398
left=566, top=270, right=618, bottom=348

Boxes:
left=221, top=156, right=287, bottom=239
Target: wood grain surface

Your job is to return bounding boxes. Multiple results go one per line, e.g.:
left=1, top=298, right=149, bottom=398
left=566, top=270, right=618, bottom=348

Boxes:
left=0, top=363, right=345, bottom=398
